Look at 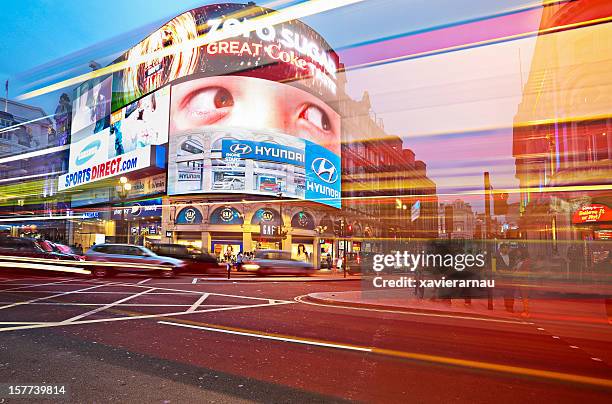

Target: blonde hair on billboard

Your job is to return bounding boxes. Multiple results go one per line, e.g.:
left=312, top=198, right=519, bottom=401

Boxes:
left=122, top=12, right=200, bottom=98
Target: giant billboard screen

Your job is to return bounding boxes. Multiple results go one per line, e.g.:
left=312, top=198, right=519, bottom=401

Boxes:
left=166, top=75, right=341, bottom=208
left=62, top=3, right=341, bottom=207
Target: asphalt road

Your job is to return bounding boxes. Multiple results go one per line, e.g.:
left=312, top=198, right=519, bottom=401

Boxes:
left=0, top=273, right=610, bottom=403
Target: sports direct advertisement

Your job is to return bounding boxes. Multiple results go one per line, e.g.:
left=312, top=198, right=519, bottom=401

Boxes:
left=167, top=75, right=341, bottom=208
left=58, top=146, right=151, bottom=191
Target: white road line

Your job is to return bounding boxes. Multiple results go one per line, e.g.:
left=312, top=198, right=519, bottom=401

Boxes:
left=61, top=288, right=154, bottom=323
left=0, top=283, right=112, bottom=311
left=0, top=302, right=236, bottom=307
left=137, top=278, right=151, bottom=285
left=0, top=321, right=54, bottom=325
left=0, top=300, right=295, bottom=333
left=294, top=295, right=529, bottom=325
left=591, top=358, right=603, bottom=362
left=158, top=321, right=372, bottom=352
left=0, top=278, right=76, bottom=292
left=1, top=290, right=194, bottom=295
left=192, top=278, right=198, bottom=284
left=570, top=345, right=579, bottom=349
left=187, top=293, right=210, bottom=313
left=110, top=282, right=294, bottom=303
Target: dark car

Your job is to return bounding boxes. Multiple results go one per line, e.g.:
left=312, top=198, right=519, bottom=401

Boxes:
left=85, top=243, right=184, bottom=278
left=149, top=244, right=223, bottom=274
left=0, top=236, right=78, bottom=261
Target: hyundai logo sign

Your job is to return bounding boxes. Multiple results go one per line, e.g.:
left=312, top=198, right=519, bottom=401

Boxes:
left=312, top=157, right=338, bottom=183
left=229, top=144, right=252, bottom=154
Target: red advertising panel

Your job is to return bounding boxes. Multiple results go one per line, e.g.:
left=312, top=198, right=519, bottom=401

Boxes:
left=572, top=204, right=612, bottom=224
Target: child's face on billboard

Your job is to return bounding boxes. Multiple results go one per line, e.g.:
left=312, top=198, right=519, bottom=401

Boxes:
left=170, top=76, right=340, bottom=154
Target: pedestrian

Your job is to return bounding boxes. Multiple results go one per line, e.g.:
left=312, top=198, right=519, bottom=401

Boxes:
left=514, top=247, right=531, bottom=317
left=236, top=252, right=243, bottom=271
left=336, top=255, right=343, bottom=273
left=326, top=253, right=332, bottom=270
left=496, top=243, right=516, bottom=312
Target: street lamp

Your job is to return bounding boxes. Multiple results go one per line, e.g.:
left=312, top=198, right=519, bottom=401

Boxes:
left=276, top=192, right=288, bottom=246
left=117, top=176, right=131, bottom=243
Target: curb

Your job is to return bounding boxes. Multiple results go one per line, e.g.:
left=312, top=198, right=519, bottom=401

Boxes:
left=189, top=275, right=362, bottom=282
left=304, top=293, right=521, bottom=321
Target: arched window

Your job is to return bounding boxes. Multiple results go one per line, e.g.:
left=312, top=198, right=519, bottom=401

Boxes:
left=210, top=207, right=243, bottom=225
left=291, top=211, right=315, bottom=230
left=251, top=208, right=282, bottom=226
left=175, top=206, right=203, bottom=224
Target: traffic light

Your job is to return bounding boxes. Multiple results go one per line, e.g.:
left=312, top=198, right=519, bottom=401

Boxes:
left=493, top=192, right=509, bottom=215
left=346, top=224, right=353, bottom=237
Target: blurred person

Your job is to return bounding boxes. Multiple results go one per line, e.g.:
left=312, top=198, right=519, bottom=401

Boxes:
left=236, top=252, right=244, bottom=271
left=496, top=243, right=517, bottom=312
left=336, top=254, right=343, bottom=274
left=514, top=247, right=531, bottom=317
left=566, top=242, right=584, bottom=275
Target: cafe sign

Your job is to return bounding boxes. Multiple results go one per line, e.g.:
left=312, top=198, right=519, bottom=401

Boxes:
left=572, top=204, right=612, bottom=224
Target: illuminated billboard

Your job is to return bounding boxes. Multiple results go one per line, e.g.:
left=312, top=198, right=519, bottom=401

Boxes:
left=72, top=76, right=112, bottom=135
left=61, top=3, right=341, bottom=208
left=167, top=76, right=341, bottom=208
left=111, top=3, right=340, bottom=111
left=62, top=85, right=170, bottom=190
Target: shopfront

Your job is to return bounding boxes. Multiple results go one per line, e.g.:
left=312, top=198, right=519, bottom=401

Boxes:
left=111, top=197, right=162, bottom=246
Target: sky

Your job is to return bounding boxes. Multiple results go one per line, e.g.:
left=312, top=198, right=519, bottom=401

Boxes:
left=0, top=0, right=548, bottom=212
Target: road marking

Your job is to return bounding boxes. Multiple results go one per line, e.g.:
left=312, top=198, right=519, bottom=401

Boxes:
left=0, top=282, right=112, bottom=311
left=592, top=358, right=603, bottom=362
left=137, top=278, right=151, bottom=284
left=192, top=278, right=198, bottom=284
left=552, top=336, right=560, bottom=339
left=111, top=282, right=294, bottom=303
left=187, top=293, right=210, bottom=313
left=0, top=301, right=294, bottom=333
left=0, top=321, right=54, bottom=325
left=570, top=345, right=579, bottom=349
left=60, top=288, right=154, bottom=323
left=0, top=302, right=235, bottom=307
left=157, top=319, right=612, bottom=389
left=159, top=321, right=372, bottom=352
left=294, top=295, right=529, bottom=325
left=0, top=278, right=76, bottom=292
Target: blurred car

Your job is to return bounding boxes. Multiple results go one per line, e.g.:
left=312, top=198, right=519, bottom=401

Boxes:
left=85, top=243, right=184, bottom=278
left=242, top=250, right=314, bottom=276
left=0, top=236, right=80, bottom=261
left=38, top=240, right=85, bottom=261
left=149, top=243, right=224, bottom=274
left=212, top=177, right=244, bottom=191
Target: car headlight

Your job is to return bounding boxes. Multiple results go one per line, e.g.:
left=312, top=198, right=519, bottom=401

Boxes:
left=242, top=264, right=260, bottom=271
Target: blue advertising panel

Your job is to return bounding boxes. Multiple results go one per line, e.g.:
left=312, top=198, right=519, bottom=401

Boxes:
left=304, top=140, right=341, bottom=209
left=221, top=139, right=305, bottom=167
left=111, top=198, right=162, bottom=220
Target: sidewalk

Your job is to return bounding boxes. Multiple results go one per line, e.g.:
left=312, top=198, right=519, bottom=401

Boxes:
left=306, top=289, right=612, bottom=324
left=191, top=270, right=362, bottom=282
